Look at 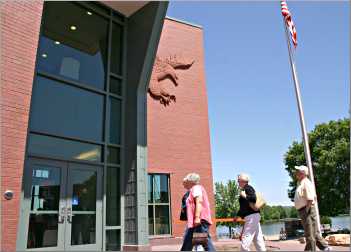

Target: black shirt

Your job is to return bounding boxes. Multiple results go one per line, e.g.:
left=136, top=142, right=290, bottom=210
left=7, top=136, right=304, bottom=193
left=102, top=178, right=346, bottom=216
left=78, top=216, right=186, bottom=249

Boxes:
left=237, top=184, right=260, bottom=218
left=180, top=191, right=189, bottom=221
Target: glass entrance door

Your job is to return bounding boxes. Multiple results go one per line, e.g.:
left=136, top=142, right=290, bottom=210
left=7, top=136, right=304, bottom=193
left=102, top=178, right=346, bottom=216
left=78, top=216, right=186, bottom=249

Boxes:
left=23, top=158, right=102, bottom=251
left=65, top=163, right=102, bottom=251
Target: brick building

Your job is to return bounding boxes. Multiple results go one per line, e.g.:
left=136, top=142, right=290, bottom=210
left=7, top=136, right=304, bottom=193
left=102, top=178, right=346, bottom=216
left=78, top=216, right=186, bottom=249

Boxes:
left=0, top=1, right=214, bottom=251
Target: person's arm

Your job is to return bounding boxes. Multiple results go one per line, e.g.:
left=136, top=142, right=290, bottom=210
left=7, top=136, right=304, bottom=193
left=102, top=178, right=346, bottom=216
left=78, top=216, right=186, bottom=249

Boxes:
left=245, top=185, right=257, bottom=203
left=306, top=200, right=313, bottom=212
left=194, top=196, right=203, bottom=226
left=304, top=180, right=315, bottom=212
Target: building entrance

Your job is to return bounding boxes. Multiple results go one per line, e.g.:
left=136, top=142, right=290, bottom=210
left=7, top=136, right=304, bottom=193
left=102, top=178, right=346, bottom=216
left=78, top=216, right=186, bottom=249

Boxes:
left=22, top=158, right=103, bottom=251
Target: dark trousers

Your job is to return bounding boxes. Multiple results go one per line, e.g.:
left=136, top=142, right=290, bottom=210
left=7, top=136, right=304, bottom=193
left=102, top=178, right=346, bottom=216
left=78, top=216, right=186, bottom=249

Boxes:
left=180, top=221, right=216, bottom=251
left=298, top=206, right=329, bottom=251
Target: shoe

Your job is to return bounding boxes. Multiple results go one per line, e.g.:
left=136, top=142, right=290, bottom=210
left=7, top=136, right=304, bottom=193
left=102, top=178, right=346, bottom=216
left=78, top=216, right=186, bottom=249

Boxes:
left=323, top=247, right=333, bottom=251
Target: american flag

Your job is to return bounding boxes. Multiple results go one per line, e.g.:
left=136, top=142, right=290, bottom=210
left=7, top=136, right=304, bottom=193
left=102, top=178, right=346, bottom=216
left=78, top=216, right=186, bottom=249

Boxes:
left=281, top=0, right=297, bottom=48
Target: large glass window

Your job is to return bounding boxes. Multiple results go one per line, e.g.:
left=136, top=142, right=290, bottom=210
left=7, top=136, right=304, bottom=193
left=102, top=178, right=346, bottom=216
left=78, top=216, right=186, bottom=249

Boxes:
left=109, top=98, right=122, bottom=144
left=28, top=134, right=102, bottom=162
left=25, top=1, right=125, bottom=250
left=106, top=167, right=120, bottom=226
left=37, top=2, right=108, bottom=90
left=110, top=23, right=123, bottom=75
left=148, top=174, right=171, bottom=235
left=30, top=76, right=104, bottom=142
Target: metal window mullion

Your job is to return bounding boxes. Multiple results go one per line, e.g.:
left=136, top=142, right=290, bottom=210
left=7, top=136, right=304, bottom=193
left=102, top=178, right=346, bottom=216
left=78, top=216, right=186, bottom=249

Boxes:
left=103, top=12, right=113, bottom=252
left=120, top=20, right=127, bottom=248
left=27, top=153, right=104, bottom=167
left=109, top=93, right=123, bottom=100
left=110, top=72, right=123, bottom=80
left=152, top=175, right=157, bottom=235
left=105, top=226, right=121, bottom=230
left=168, top=175, right=172, bottom=235
left=29, top=130, right=105, bottom=146
left=37, top=71, right=107, bottom=96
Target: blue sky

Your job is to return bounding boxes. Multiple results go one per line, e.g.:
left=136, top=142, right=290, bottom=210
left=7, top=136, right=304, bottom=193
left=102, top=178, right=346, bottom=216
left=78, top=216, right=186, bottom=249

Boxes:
left=167, top=1, right=349, bottom=205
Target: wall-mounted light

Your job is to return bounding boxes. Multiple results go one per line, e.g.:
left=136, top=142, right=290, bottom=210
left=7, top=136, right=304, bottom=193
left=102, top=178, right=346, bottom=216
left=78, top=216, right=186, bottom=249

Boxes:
left=87, top=11, right=92, bottom=15
left=54, top=41, right=60, bottom=45
left=70, top=25, right=77, bottom=31
left=41, top=53, right=48, bottom=58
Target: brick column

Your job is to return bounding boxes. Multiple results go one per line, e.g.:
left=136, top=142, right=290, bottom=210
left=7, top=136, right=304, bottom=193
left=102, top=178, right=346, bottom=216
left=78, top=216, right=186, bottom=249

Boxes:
left=0, top=1, right=43, bottom=251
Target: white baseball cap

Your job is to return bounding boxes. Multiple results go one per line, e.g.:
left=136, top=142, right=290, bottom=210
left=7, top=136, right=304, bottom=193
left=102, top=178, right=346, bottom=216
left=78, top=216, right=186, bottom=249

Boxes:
left=295, top=165, right=309, bottom=175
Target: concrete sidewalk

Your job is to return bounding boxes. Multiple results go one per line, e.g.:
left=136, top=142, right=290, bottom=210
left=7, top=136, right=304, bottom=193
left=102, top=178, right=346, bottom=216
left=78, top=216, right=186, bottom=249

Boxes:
left=151, top=238, right=350, bottom=251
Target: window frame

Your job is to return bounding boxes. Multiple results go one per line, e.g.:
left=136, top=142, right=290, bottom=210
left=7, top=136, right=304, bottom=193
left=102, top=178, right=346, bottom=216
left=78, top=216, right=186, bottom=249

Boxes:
left=148, top=173, right=172, bottom=237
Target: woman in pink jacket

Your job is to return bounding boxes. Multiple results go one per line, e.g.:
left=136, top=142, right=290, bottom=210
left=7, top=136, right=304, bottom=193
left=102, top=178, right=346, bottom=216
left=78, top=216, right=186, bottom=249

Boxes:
left=180, top=173, right=216, bottom=251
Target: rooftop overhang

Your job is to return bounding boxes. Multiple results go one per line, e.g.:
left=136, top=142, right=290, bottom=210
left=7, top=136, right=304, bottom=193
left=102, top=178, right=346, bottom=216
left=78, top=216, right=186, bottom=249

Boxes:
left=101, top=1, right=149, bottom=17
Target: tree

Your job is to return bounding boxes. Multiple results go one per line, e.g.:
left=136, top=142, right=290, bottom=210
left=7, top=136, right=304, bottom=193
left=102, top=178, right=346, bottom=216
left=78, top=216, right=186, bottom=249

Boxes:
left=215, top=180, right=240, bottom=236
left=284, top=118, right=350, bottom=216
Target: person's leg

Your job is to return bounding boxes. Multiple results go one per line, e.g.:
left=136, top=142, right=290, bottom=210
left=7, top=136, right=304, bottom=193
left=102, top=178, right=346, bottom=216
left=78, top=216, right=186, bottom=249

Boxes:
left=240, top=214, right=256, bottom=251
left=181, top=226, right=194, bottom=251
left=252, top=214, right=266, bottom=251
left=310, top=207, right=329, bottom=250
left=299, top=208, right=316, bottom=251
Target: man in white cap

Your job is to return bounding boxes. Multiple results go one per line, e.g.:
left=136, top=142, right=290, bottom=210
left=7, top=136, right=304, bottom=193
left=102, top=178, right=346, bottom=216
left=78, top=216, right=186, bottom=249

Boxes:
left=236, top=173, right=266, bottom=251
left=294, top=165, right=331, bottom=251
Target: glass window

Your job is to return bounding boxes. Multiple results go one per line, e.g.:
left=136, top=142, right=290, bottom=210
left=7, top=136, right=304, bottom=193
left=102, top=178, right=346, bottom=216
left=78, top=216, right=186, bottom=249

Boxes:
left=28, top=134, right=102, bottom=162
left=38, top=2, right=108, bottom=90
left=153, top=175, right=169, bottom=203
left=27, top=214, right=58, bottom=248
left=107, top=147, right=120, bottom=164
left=148, top=205, right=154, bottom=236
left=30, top=76, right=104, bottom=142
left=71, top=215, right=96, bottom=245
left=106, top=229, right=121, bottom=251
left=109, top=77, right=122, bottom=96
left=109, top=98, right=121, bottom=144
left=110, top=23, right=123, bottom=75
left=155, top=205, right=170, bottom=235
left=71, top=170, right=97, bottom=212
left=148, top=174, right=171, bottom=235
left=148, top=175, right=153, bottom=204
left=30, top=165, right=60, bottom=211
left=106, top=167, right=120, bottom=226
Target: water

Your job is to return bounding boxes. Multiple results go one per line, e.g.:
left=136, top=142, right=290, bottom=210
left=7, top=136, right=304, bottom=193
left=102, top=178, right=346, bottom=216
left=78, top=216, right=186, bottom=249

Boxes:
left=330, top=216, right=350, bottom=230
left=216, top=216, right=350, bottom=238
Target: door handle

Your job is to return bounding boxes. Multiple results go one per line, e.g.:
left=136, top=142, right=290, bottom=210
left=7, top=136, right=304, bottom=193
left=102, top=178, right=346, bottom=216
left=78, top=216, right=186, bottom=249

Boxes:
left=67, top=207, right=72, bottom=223
left=58, top=207, right=66, bottom=223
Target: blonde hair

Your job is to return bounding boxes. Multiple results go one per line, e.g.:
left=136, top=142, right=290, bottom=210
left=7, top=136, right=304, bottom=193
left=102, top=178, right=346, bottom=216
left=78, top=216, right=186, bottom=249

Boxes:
left=183, top=173, right=200, bottom=184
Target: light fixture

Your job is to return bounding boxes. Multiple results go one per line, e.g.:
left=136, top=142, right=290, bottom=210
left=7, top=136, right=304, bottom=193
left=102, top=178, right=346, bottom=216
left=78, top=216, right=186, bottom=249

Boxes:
left=87, top=11, right=92, bottom=15
left=70, top=25, right=77, bottom=31
left=54, top=41, right=60, bottom=45
left=41, top=53, right=47, bottom=58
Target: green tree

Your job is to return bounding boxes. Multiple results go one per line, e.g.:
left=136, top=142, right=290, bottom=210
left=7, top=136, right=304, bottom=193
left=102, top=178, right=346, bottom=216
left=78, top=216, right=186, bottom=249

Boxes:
left=289, top=207, right=299, bottom=218
left=215, top=180, right=240, bottom=236
left=284, top=118, right=350, bottom=216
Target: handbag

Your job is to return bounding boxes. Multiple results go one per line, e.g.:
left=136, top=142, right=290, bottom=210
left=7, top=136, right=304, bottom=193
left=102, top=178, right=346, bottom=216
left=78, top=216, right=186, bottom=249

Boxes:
left=249, top=192, right=266, bottom=211
left=192, top=232, right=208, bottom=247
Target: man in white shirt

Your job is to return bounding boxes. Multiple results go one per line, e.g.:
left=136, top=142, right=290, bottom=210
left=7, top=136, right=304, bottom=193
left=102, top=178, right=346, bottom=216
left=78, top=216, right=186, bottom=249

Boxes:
left=294, top=165, right=331, bottom=251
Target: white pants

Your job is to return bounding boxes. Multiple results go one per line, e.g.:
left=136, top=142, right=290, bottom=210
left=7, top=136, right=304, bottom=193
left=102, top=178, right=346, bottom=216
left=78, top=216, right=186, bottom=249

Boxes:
left=241, top=213, right=266, bottom=251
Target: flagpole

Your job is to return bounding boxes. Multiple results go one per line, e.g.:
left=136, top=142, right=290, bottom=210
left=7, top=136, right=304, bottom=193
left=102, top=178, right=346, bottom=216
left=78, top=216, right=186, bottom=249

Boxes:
left=282, top=17, right=322, bottom=235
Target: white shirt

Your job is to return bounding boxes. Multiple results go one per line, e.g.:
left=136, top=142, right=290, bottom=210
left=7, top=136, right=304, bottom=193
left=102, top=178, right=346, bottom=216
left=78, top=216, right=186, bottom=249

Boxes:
left=294, top=177, right=316, bottom=210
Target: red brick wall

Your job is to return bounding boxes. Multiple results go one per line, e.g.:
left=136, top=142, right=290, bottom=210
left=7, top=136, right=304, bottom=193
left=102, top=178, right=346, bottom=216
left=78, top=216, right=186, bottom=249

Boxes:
left=147, top=19, right=215, bottom=239
left=0, top=1, right=43, bottom=251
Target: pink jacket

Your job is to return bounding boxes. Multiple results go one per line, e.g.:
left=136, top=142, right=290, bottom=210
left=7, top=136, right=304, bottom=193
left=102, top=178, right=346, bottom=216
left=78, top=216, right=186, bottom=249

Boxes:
left=186, top=185, right=213, bottom=228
